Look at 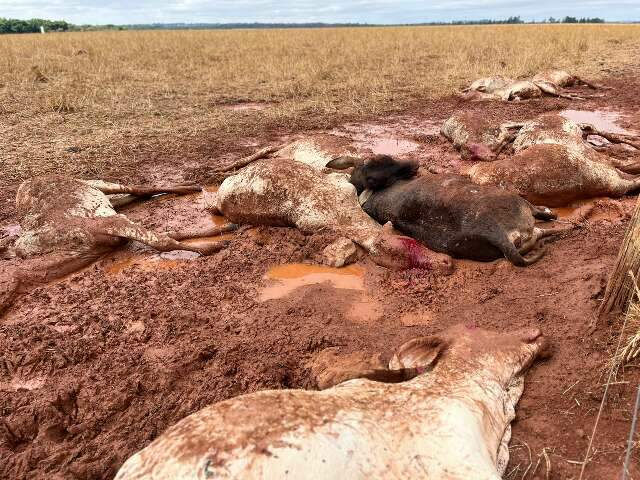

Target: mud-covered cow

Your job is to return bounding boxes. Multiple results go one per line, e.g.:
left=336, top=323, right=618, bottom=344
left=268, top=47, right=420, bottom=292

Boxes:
left=115, top=324, right=549, bottom=480
left=462, top=69, right=605, bottom=101
left=467, top=114, right=640, bottom=206
left=0, top=176, right=233, bottom=313
left=210, top=158, right=453, bottom=271
left=341, top=155, right=559, bottom=266
left=441, top=112, right=524, bottom=161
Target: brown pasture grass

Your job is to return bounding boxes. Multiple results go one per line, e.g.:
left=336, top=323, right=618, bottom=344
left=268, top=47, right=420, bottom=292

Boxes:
left=1, top=24, right=639, bottom=185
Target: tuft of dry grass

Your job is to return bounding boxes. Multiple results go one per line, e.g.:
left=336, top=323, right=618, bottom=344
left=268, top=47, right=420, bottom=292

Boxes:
left=612, top=273, right=640, bottom=368
left=1, top=25, right=639, bottom=186
left=601, top=197, right=640, bottom=315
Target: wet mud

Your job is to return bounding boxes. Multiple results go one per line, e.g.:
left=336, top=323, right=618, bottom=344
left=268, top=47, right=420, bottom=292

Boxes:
left=2, top=73, right=640, bottom=480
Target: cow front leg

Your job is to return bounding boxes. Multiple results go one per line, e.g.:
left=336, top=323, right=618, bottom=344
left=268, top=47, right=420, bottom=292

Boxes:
left=91, top=216, right=228, bottom=256
left=82, top=180, right=201, bottom=196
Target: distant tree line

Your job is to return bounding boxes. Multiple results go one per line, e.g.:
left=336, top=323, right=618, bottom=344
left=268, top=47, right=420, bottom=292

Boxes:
left=546, top=17, right=606, bottom=23
left=0, top=16, right=614, bottom=34
left=0, top=18, right=74, bottom=33
left=0, top=18, right=127, bottom=34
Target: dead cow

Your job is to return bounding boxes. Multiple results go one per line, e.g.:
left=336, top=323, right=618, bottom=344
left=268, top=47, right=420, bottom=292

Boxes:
left=211, top=158, right=453, bottom=271
left=0, top=176, right=232, bottom=313
left=341, top=155, right=558, bottom=266
left=115, top=324, right=549, bottom=480
left=462, top=69, right=605, bottom=101
left=441, top=112, right=524, bottom=161
left=274, top=134, right=357, bottom=170
left=468, top=114, right=640, bottom=206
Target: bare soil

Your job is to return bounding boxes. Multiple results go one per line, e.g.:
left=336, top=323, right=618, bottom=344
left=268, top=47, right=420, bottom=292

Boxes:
left=2, top=74, right=640, bottom=480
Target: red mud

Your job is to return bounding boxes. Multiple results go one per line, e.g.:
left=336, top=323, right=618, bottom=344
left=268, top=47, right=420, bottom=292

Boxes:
left=2, top=73, right=640, bottom=480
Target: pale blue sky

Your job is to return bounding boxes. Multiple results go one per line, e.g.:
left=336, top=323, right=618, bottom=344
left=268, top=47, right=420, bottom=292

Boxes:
left=1, top=0, right=638, bottom=24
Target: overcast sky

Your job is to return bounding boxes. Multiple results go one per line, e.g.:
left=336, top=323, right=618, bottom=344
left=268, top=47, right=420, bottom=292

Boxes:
left=2, top=0, right=639, bottom=24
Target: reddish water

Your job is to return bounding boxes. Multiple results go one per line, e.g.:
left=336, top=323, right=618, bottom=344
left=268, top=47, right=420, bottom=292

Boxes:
left=560, top=110, right=633, bottom=135
left=553, top=198, right=625, bottom=222
left=260, top=263, right=365, bottom=301
left=105, top=252, right=195, bottom=275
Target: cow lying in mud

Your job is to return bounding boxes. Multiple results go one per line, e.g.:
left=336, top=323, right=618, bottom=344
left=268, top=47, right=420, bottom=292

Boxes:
left=209, top=158, right=453, bottom=272
left=449, top=113, right=640, bottom=206
left=0, top=176, right=234, bottom=313
left=334, top=155, right=559, bottom=266
left=462, top=69, right=606, bottom=101
left=115, top=324, right=549, bottom=480
left=441, top=112, right=525, bottom=161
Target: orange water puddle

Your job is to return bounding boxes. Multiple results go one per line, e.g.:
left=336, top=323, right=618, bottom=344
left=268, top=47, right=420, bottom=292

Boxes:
left=551, top=197, right=623, bottom=222
left=260, top=263, right=365, bottom=302
left=105, top=251, right=198, bottom=275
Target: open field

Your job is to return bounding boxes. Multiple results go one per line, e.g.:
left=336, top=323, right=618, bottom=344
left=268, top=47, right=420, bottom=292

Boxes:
left=1, top=24, right=640, bottom=189
left=2, top=24, right=640, bottom=479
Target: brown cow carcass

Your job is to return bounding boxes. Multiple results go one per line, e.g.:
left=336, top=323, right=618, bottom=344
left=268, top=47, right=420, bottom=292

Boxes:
left=467, top=114, right=640, bottom=206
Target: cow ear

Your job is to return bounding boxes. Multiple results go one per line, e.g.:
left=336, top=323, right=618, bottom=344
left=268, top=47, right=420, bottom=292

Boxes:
left=382, top=221, right=394, bottom=233
left=389, top=336, right=447, bottom=370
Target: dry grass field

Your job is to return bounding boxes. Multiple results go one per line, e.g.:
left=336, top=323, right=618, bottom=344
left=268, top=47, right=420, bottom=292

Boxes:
left=1, top=24, right=640, bottom=186
left=4, top=24, right=640, bottom=479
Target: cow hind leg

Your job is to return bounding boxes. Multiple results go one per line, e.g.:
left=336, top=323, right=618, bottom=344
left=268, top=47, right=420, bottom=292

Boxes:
left=530, top=204, right=557, bottom=221
left=83, top=180, right=201, bottom=196
left=93, top=216, right=228, bottom=256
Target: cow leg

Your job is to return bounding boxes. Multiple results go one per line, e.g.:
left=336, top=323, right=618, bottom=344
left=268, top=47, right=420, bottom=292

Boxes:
left=535, top=81, right=586, bottom=100
left=82, top=180, right=201, bottom=196
left=574, top=75, right=611, bottom=90
left=609, top=159, right=640, bottom=175
left=580, top=125, right=640, bottom=150
left=108, top=194, right=142, bottom=209
left=495, top=231, right=547, bottom=266
left=530, top=205, right=557, bottom=221
left=166, top=223, right=239, bottom=241
left=90, top=216, right=228, bottom=256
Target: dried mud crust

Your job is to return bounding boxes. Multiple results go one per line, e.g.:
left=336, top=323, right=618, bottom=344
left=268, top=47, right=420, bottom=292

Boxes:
left=1, top=74, right=640, bottom=480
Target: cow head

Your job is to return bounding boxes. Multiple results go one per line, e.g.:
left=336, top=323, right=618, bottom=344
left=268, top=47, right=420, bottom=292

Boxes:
left=390, top=324, right=549, bottom=386
left=370, top=222, right=454, bottom=273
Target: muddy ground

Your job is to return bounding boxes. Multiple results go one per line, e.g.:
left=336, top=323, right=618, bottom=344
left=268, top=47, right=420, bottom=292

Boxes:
left=2, top=73, right=640, bottom=480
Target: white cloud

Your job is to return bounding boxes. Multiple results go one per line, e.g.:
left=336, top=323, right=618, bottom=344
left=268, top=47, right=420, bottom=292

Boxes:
left=1, top=0, right=638, bottom=24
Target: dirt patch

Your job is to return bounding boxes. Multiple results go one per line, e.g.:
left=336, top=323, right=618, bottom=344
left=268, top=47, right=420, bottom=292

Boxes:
left=2, top=72, right=640, bottom=480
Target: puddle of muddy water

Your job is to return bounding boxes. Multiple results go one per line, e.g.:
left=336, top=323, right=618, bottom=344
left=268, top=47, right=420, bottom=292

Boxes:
left=1, top=377, right=46, bottom=392
left=260, top=263, right=365, bottom=302
left=552, top=198, right=625, bottom=222
left=560, top=110, right=633, bottom=135
left=332, top=124, right=420, bottom=156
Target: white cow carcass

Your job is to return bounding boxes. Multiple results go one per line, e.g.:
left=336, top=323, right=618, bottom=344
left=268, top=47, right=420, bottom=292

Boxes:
left=115, top=324, right=549, bottom=480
